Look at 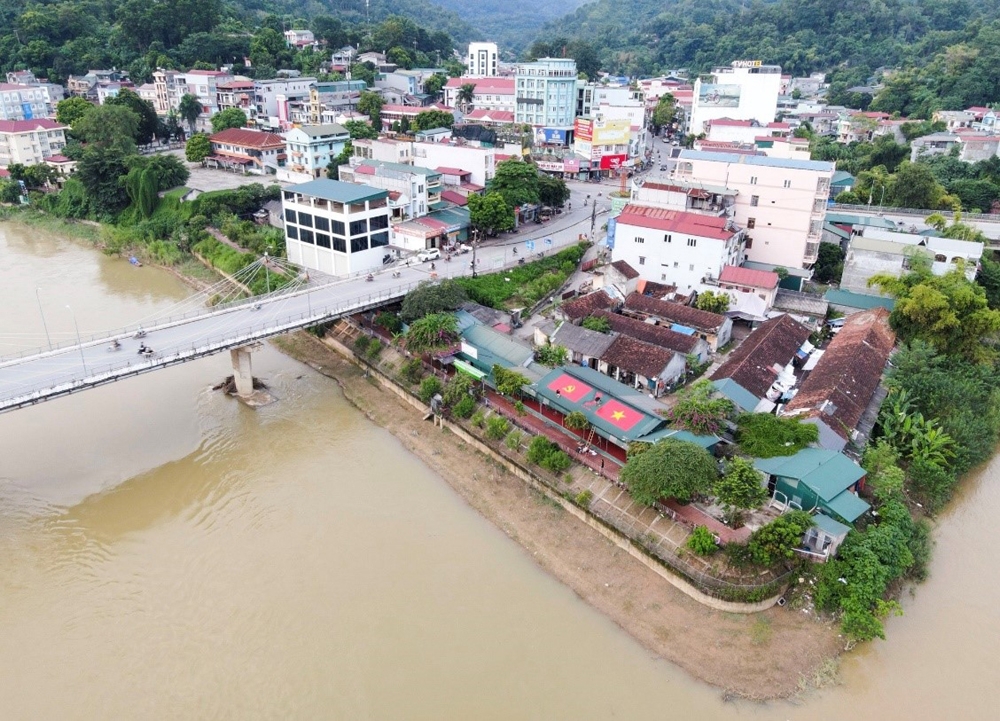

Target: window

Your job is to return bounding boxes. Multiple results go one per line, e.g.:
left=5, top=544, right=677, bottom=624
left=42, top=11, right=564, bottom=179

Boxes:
left=635, top=236, right=645, bottom=244
left=350, top=235, right=369, bottom=253
left=349, top=219, right=367, bottom=236
left=369, top=215, right=389, bottom=231
left=331, top=219, right=345, bottom=235
left=689, top=264, right=695, bottom=271
left=370, top=231, right=389, bottom=247
left=298, top=212, right=313, bottom=228
left=664, top=234, right=672, bottom=243
left=673, top=261, right=679, bottom=268
left=287, top=225, right=298, bottom=240
left=638, top=256, right=645, bottom=265
left=783, top=179, right=792, bottom=188
left=315, top=232, right=331, bottom=249
left=745, top=236, right=753, bottom=249
left=299, top=228, right=314, bottom=244
left=687, top=238, right=697, bottom=247
left=749, top=176, right=758, bottom=185
left=747, top=217, right=756, bottom=229
left=314, top=216, right=329, bottom=232
left=332, top=235, right=346, bottom=253
left=750, top=195, right=759, bottom=207
left=284, top=208, right=297, bottom=223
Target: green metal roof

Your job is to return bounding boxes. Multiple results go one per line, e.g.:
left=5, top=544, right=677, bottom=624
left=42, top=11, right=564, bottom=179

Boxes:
left=460, top=323, right=534, bottom=369
left=824, top=491, right=870, bottom=524
left=824, top=289, right=896, bottom=311
left=813, top=512, right=850, bottom=537
left=712, top=378, right=759, bottom=412
left=823, top=222, right=851, bottom=241
left=754, top=448, right=866, bottom=501
left=831, top=170, right=855, bottom=186
left=358, top=159, right=441, bottom=177
left=285, top=179, right=387, bottom=204
left=825, top=212, right=897, bottom=229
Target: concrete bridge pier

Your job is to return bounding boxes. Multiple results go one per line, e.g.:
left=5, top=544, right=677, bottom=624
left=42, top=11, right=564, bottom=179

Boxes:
left=230, top=344, right=260, bottom=399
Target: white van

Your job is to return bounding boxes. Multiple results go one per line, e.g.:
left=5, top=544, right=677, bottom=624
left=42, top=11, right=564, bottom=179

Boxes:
left=416, top=248, right=441, bottom=262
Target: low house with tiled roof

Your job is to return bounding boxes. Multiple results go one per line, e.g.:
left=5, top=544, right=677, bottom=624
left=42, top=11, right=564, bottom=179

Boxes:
left=461, top=109, right=516, bottom=126
left=208, top=128, right=286, bottom=175
left=442, top=77, right=515, bottom=113
left=611, top=203, right=745, bottom=293
left=543, top=321, right=618, bottom=370
left=710, top=314, right=811, bottom=407
left=591, top=310, right=709, bottom=363
left=598, top=260, right=640, bottom=296
left=717, top=265, right=780, bottom=308
left=623, top=293, right=732, bottom=351
left=559, top=290, right=619, bottom=322
left=782, top=308, right=895, bottom=450
left=599, top=334, right=686, bottom=394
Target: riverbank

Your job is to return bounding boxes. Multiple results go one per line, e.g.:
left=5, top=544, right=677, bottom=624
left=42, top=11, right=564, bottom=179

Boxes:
left=272, top=330, right=842, bottom=700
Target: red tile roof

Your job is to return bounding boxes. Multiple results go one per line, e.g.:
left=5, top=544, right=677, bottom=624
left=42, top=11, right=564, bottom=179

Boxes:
left=601, top=335, right=678, bottom=379
left=624, top=294, right=727, bottom=332
left=464, top=109, right=516, bottom=123
left=719, top=265, right=779, bottom=290
left=440, top=190, right=468, bottom=206
left=710, top=314, right=811, bottom=397
left=616, top=204, right=737, bottom=241
left=43, top=154, right=71, bottom=162
left=444, top=77, right=515, bottom=93
left=610, top=260, right=639, bottom=280
left=592, top=310, right=701, bottom=354
left=783, top=308, right=895, bottom=439
left=0, top=168, right=9, bottom=178
left=0, top=119, right=66, bottom=133
left=561, top=290, right=618, bottom=320
left=209, top=128, right=284, bottom=149
left=186, top=69, right=229, bottom=76
left=435, top=166, right=470, bottom=176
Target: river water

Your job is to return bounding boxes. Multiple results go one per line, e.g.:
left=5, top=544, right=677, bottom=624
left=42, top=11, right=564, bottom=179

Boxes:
left=0, top=222, right=997, bottom=720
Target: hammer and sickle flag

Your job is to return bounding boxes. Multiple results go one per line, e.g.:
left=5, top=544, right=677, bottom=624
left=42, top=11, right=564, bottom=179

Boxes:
left=546, top=373, right=592, bottom=403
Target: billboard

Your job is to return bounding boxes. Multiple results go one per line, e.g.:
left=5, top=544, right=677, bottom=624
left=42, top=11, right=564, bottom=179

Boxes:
left=535, top=160, right=564, bottom=172
left=698, top=83, right=741, bottom=108
left=599, top=154, right=627, bottom=170
left=573, top=118, right=593, bottom=142
left=564, top=158, right=581, bottom=173
left=535, top=128, right=568, bottom=145
left=591, top=119, right=631, bottom=146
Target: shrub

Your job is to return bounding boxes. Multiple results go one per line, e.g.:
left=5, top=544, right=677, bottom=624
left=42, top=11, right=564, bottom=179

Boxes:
left=365, top=339, right=383, bottom=360
left=486, top=415, right=510, bottom=440
left=443, top=372, right=477, bottom=408
left=581, top=315, right=611, bottom=333
left=452, top=395, right=476, bottom=418
left=748, top=511, right=814, bottom=567
left=736, top=412, right=820, bottom=457
left=374, top=311, right=403, bottom=334
left=354, top=335, right=371, bottom=354
left=418, top=376, right=443, bottom=404
left=513, top=400, right=526, bottom=415
left=471, top=410, right=486, bottom=428
left=575, top=489, right=594, bottom=508
left=505, top=430, right=524, bottom=451
left=535, top=343, right=568, bottom=366
left=541, top=449, right=571, bottom=473
left=686, top=525, right=718, bottom=555
left=399, top=358, right=424, bottom=385
left=665, top=380, right=735, bottom=435
left=526, top=436, right=571, bottom=472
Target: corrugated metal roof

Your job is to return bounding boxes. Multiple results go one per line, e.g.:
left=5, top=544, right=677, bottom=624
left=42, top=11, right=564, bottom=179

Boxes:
left=678, top=149, right=834, bottom=172
left=754, top=449, right=865, bottom=501
left=823, top=289, right=896, bottom=311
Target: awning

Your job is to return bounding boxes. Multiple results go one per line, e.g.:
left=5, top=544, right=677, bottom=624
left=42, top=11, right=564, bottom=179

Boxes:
left=823, top=490, right=870, bottom=524
left=453, top=359, right=486, bottom=379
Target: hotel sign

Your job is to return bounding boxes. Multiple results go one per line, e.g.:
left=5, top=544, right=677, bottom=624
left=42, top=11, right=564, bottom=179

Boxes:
left=731, top=60, right=762, bottom=68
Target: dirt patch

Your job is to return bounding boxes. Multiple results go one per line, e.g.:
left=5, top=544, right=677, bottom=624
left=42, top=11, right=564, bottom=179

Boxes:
left=272, top=331, right=842, bottom=700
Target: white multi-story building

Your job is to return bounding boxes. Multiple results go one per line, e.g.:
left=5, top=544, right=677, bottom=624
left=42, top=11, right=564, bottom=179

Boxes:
left=705, top=118, right=790, bottom=144
left=611, top=203, right=745, bottom=291
left=689, top=61, right=782, bottom=135
left=282, top=179, right=392, bottom=276
left=443, top=77, right=515, bottom=113
left=253, top=77, right=316, bottom=128
left=0, top=119, right=68, bottom=167
left=339, top=159, right=442, bottom=221
left=284, top=29, right=315, bottom=48
left=412, top=141, right=496, bottom=188
left=673, top=150, right=834, bottom=268
left=174, top=70, right=235, bottom=127
left=0, top=84, right=56, bottom=121
left=576, top=83, right=635, bottom=117
left=352, top=137, right=414, bottom=165
left=467, top=42, right=499, bottom=78
left=515, top=58, right=577, bottom=142
left=283, top=124, right=350, bottom=180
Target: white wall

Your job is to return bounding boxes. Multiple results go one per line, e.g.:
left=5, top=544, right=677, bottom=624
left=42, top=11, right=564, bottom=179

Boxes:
left=412, top=143, right=496, bottom=187
left=689, top=65, right=782, bottom=135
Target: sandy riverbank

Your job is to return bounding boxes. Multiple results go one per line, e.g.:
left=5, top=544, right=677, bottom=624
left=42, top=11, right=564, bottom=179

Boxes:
left=272, top=331, right=842, bottom=700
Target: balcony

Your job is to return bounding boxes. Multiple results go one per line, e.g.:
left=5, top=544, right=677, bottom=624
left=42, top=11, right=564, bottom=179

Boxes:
left=804, top=241, right=820, bottom=263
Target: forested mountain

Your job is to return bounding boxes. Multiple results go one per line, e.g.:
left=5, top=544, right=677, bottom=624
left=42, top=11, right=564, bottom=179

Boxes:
left=422, top=0, right=588, bottom=55
left=542, top=0, right=1000, bottom=115
left=0, top=0, right=473, bottom=84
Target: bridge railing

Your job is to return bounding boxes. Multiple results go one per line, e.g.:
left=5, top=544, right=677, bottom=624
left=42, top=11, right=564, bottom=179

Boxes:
left=0, top=281, right=421, bottom=410
left=828, top=202, right=1000, bottom=223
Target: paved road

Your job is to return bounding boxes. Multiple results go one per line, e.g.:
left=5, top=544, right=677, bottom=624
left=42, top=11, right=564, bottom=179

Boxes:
left=0, top=200, right=609, bottom=413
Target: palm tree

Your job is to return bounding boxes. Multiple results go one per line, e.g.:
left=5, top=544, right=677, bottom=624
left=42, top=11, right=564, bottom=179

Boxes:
left=178, top=93, right=203, bottom=135
left=457, top=83, right=476, bottom=113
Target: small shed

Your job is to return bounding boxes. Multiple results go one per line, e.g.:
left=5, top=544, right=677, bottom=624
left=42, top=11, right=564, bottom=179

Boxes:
left=754, top=448, right=870, bottom=523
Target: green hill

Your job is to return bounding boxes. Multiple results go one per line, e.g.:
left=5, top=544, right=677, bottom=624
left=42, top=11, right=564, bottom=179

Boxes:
left=422, top=0, right=589, bottom=54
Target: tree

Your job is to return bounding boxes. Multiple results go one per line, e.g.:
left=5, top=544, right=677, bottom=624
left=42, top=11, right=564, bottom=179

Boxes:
left=535, top=343, right=568, bottom=367
left=357, top=91, right=384, bottom=126
left=714, top=457, right=768, bottom=512
left=869, top=260, right=1000, bottom=363
left=457, top=83, right=476, bottom=111
left=664, top=380, right=734, bottom=435
left=492, top=365, right=529, bottom=396
left=106, top=88, right=159, bottom=145
left=73, top=104, right=139, bottom=152
left=564, top=410, right=589, bottom=431
left=581, top=315, right=611, bottom=333
left=694, top=290, right=730, bottom=313
left=178, top=93, right=203, bottom=134
left=621, top=438, right=718, bottom=506
left=748, top=511, right=814, bottom=566
left=405, top=312, right=459, bottom=352
left=56, top=97, right=93, bottom=128
left=423, top=73, right=448, bottom=98
left=488, top=159, right=540, bottom=208
left=400, top=279, right=468, bottom=322
left=888, top=161, right=949, bottom=210
left=814, top=241, right=846, bottom=284
left=185, top=133, right=211, bottom=162
left=735, top=413, right=819, bottom=457
left=344, top=120, right=378, bottom=140
left=412, top=110, right=454, bottom=132
left=651, top=93, right=676, bottom=130
left=537, top=174, right=570, bottom=207
left=467, top=192, right=514, bottom=236
left=211, top=107, right=247, bottom=133
left=326, top=142, right=353, bottom=179
left=976, top=255, right=1000, bottom=310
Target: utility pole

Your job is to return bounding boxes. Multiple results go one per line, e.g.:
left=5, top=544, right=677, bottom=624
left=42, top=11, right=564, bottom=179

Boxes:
left=35, top=287, right=51, bottom=350
left=66, top=305, right=87, bottom=373
left=264, top=252, right=271, bottom=294
left=590, top=200, right=597, bottom=239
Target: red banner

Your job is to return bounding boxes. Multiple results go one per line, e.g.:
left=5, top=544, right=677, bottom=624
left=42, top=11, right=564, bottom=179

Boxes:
left=595, top=399, right=643, bottom=431
left=547, top=374, right=592, bottom=403
left=599, top=154, right=627, bottom=170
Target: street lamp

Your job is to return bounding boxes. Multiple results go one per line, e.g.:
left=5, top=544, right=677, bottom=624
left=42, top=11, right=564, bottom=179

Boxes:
left=66, top=305, right=87, bottom=373
left=877, top=185, right=887, bottom=215
left=35, top=287, right=52, bottom=350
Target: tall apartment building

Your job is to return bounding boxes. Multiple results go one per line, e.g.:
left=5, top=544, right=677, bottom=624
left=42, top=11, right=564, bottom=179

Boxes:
left=466, top=42, right=499, bottom=78
left=689, top=61, right=782, bottom=135
left=0, top=119, right=68, bottom=167
left=0, top=84, right=56, bottom=121
left=284, top=124, right=350, bottom=179
left=514, top=58, right=577, bottom=143
left=253, top=77, right=317, bottom=129
left=282, top=179, right=391, bottom=276
left=674, top=150, right=834, bottom=269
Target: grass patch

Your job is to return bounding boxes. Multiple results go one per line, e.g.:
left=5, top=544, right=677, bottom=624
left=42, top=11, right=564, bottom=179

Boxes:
left=454, top=242, right=587, bottom=309
left=748, top=616, right=772, bottom=646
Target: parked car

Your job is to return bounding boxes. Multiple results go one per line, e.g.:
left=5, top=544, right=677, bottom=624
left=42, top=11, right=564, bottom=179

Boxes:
left=416, top=248, right=441, bottom=262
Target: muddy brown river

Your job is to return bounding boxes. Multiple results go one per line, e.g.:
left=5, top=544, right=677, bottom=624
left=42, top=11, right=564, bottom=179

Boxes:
left=0, top=222, right=996, bottom=719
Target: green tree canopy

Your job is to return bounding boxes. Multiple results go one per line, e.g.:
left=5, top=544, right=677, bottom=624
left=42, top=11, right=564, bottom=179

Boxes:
left=357, top=91, right=384, bottom=126
left=621, top=438, right=718, bottom=506
left=538, top=174, right=570, bottom=207
left=56, top=97, right=94, bottom=128
left=344, top=120, right=379, bottom=140
left=73, top=104, right=139, bottom=151
left=467, top=192, right=514, bottom=236
left=492, top=365, right=530, bottom=396
left=185, top=133, right=211, bottom=162
left=664, top=379, right=734, bottom=435
left=651, top=93, right=676, bottom=130
left=106, top=88, right=159, bottom=145
left=714, top=457, right=768, bottom=512
left=488, top=159, right=539, bottom=209
left=411, top=110, right=454, bottom=132
left=210, top=107, right=247, bottom=133
left=748, top=510, right=814, bottom=567
left=178, top=93, right=203, bottom=134
left=400, top=279, right=469, bottom=322
left=405, top=312, right=459, bottom=352
left=694, top=290, right=730, bottom=314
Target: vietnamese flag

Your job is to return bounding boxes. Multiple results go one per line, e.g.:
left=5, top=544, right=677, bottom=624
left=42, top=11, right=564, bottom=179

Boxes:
left=595, top=399, right=643, bottom=431
left=546, top=374, right=592, bottom=403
